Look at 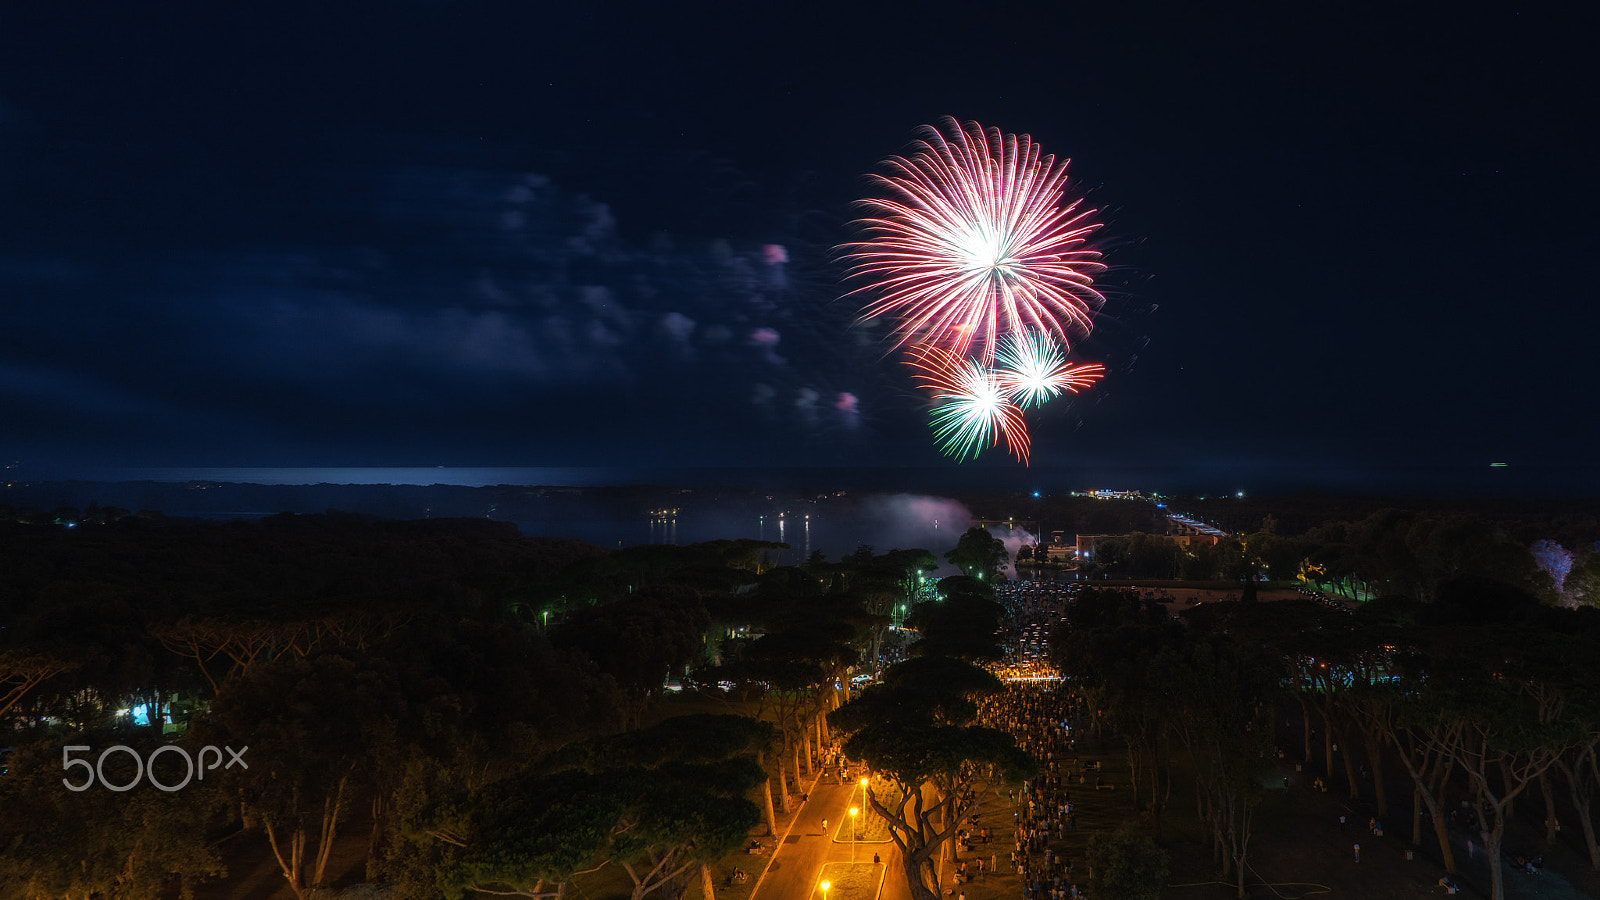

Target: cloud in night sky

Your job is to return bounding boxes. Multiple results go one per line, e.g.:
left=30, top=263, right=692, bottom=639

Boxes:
left=0, top=152, right=906, bottom=468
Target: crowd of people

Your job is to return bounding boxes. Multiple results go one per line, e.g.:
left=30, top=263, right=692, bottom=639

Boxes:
left=976, top=580, right=1102, bottom=899
left=976, top=681, right=1091, bottom=900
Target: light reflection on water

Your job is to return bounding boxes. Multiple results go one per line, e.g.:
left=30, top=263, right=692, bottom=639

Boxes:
left=634, top=504, right=913, bottom=565
left=33, top=471, right=979, bottom=564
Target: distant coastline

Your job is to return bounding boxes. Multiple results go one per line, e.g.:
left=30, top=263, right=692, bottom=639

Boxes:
left=11, top=462, right=1600, bottom=498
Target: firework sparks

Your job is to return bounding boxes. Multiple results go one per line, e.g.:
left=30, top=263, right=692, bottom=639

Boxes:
left=843, top=117, right=1105, bottom=363
left=907, top=344, right=1030, bottom=463
left=993, top=329, right=1105, bottom=409
left=842, top=119, right=1115, bottom=464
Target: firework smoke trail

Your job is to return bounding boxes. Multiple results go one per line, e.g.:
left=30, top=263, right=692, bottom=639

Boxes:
left=843, top=117, right=1106, bottom=363
left=993, top=328, right=1105, bottom=409
left=907, top=344, right=1030, bottom=463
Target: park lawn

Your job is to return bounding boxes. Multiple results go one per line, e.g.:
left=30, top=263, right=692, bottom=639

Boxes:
left=817, top=861, right=884, bottom=900
left=1154, top=739, right=1485, bottom=899
left=836, top=809, right=895, bottom=844
left=1045, top=727, right=1455, bottom=899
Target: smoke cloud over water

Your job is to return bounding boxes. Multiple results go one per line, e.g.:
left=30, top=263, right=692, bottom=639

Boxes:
left=832, top=494, right=974, bottom=568
left=991, top=526, right=1038, bottom=578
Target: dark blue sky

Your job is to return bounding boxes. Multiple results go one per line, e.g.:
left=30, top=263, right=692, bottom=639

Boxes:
left=2, top=3, right=1595, bottom=493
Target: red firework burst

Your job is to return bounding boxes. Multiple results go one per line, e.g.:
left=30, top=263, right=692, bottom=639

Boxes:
left=843, top=117, right=1105, bottom=363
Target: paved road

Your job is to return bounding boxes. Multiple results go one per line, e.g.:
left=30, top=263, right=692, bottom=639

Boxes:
left=749, top=767, right=1002, bottom=900
left=752, top=767, right=900, bottom=900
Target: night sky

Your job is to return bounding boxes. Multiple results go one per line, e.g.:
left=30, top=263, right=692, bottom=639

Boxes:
left=2, top=3, right=1596, bottom=493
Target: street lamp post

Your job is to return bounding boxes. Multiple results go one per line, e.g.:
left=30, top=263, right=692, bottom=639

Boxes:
left=849, top=807, right=858, bottom=860
left=820, top=879, right=830, bottom=900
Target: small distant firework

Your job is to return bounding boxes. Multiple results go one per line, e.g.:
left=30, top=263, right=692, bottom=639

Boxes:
left=843, top=117, right=1105, bottom=364
left=844, top=118, right=1112, bottom=464
left=993, top=329, right=1105, bottom=409
left=907, top=344, right=1030, bottom=463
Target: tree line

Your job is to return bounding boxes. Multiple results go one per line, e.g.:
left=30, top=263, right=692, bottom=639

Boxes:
left=0, top=512, right=1029, bottom=900
left=1053, top=579, right=1600, bottom=900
